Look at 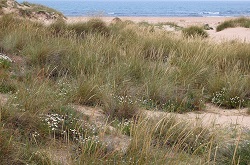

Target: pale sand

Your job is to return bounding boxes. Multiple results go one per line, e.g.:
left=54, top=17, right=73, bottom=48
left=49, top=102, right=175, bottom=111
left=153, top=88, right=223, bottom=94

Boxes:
left=145, top=103, right=250, bottom=129
left=67, top=16, right=231, bottom=27
left=67, top=16, right=250, bottom=43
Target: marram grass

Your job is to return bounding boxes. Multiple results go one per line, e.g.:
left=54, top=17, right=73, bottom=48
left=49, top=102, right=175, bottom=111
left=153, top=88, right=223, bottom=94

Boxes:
left=0, top=15, right=249, bottom=164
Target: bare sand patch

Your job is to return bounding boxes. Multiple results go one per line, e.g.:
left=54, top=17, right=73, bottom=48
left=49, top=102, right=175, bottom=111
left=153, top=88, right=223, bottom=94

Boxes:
left=144, top=103, right=250, bottom=129
left=0, top=94, right=8, bottom=105
left=208, top=27, right=250, bottom=43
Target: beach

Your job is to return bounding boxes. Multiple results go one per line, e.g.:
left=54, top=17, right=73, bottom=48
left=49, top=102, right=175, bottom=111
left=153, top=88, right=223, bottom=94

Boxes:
left=67, top=16, right=231, bottom=26
left=67, top=16, right=250, bottom=43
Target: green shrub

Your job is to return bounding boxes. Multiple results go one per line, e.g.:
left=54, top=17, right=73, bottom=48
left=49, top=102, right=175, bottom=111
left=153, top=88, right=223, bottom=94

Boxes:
left=182, top=26, right=208, bottom=38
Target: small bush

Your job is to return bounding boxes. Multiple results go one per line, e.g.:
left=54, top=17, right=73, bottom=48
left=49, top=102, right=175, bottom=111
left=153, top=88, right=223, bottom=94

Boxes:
left=182, top=26, right=208, bottom=38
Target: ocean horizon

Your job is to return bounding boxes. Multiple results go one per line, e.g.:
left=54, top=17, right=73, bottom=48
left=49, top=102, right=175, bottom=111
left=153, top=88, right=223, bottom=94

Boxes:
left=17, top=1, right=250, bottom=17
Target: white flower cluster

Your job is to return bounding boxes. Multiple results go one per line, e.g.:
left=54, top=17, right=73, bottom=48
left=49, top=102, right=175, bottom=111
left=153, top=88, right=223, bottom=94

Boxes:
left=40, top=113, right=102, bottom=144
left=113, top=119, right=133, bottom=135
left=32, top=131, right=40, bottom=137
left=211, top=87, right=226, bottom=105
left=139, top=98, right=176, bottom=111
left=0, top=53, right=13, bottom=62
left=212, top=87, right=245, bottom=107
left=229, top=96, right=244, bottom=107
left=57, top=80, right=74, bottom=99
left=43, top=113, right=64, bottom=131
left=112, top=94, right=135, bottom=105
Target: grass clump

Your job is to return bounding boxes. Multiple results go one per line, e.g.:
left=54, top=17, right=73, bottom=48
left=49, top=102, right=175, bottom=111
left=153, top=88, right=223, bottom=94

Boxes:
left=215, top=140, right=250, bottom=165
left=216, top=17, right=250, bottom=32
left=182, top=26, right=209, bottom=38
left=67, top=18, right=110, bottom=36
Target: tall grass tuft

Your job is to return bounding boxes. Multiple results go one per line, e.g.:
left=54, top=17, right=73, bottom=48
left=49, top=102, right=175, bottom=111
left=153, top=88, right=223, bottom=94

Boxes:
left=182, top=26, right=209, bottom=38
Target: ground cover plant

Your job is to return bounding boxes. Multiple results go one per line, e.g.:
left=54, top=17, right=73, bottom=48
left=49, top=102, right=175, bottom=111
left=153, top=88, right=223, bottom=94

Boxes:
left=0, top=12, right=250, bottom=164
left=216, top=17, right=250, bottom=32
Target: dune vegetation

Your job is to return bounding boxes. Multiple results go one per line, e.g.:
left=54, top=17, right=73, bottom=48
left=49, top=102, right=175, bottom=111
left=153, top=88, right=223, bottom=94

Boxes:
left=0, top=12, right=250, bottom=164
left=216, top=17, right=250, bottom=32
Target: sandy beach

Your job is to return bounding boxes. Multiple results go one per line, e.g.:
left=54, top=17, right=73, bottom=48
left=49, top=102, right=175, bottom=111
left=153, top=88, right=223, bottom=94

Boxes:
left=67, top=16, right=250, bottom=43
left=67, top=16, right=232, bottom=26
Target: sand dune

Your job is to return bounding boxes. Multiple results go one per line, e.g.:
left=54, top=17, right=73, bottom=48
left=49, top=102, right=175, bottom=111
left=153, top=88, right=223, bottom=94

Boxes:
left=67, top=16, right=250, bottom=43
left=209, top=27, right=250, bottom=43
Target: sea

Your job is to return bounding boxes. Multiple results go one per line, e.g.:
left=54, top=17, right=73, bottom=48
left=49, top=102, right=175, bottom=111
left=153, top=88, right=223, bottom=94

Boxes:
left=17, top=1, right=250, bottom=17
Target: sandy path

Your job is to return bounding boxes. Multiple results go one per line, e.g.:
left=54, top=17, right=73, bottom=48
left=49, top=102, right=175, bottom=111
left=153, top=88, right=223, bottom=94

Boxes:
left=145, top=103, right=250, bottom=129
